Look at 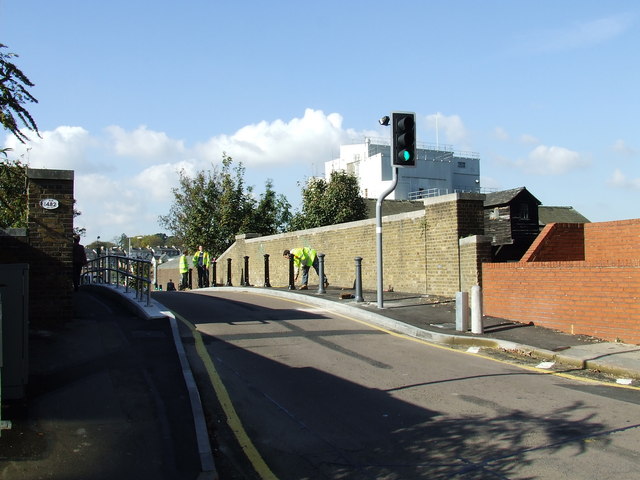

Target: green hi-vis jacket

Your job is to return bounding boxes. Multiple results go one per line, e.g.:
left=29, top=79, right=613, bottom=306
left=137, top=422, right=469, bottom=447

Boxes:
left=289, top=247, right=317, bottom=271
left=193, top=250, right=211, bottom=268
left=179, top=254, right=190, bottom=274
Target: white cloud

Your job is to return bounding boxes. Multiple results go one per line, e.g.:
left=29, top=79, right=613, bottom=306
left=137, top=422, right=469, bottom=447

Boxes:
left=106, top=125, right=187, bottom=162
left=424, top=113, right=469, bottom=146
left=193, top=108, right=360, bottom=167
left=607, top=168, right=640, bottom=190
left=130, top=160, right=197, bottom=202
left=9, top=109, right=375, bottom=241
left=516, top=145, right=588, bottom=175
left=520, top=134, right=540, bottom=145
left=612, top=139, right=637, bottom=156
left=5, top=126, right=99, bottom=172
left=74, top=172, right=165, bottom=239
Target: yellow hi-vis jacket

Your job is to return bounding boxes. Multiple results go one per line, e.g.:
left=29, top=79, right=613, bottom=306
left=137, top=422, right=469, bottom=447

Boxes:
left=193, top=250, right=211, bottom=268
left=289, top=247, right=317, bottom=273
left=179, top=254, right=190, bottom=274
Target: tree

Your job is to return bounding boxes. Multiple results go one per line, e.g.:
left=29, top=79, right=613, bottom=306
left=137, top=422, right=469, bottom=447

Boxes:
left=159, top=154, right=291, bottom=257
left=0, top=45, right=39, bottom=231
left=215, top=156, right=255, bottom=252
left=250, top=179, right=292, bottom=235
left=1, top=44, right=39, bottom=143
left=291, top=170, right=367, bottom=230
left=0, top=151, right=27, bottom=228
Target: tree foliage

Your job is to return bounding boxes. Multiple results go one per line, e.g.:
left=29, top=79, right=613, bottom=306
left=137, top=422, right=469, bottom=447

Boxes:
left=0, top=152, right=27, bottom=228
left=291, top=170, right=367, bottom=230
left=0, top=45, right=38, bottom=231
left=251, top=179, right=293, bottom=234
left=1, top=44, right=39, bottom=143
left=159, top=154, right=292, bottom=256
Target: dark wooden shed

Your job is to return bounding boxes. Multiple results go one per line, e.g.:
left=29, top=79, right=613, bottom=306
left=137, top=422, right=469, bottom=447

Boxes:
left=484, top=187, right=541, bottom=262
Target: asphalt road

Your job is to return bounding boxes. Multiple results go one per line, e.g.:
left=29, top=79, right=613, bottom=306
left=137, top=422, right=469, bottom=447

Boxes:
left=155, top=289, right=640, bottom=480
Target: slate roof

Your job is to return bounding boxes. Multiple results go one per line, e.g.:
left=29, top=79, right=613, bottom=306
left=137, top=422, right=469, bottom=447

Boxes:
left=484, top=187, right=541, bottom=207
left=539, top=206, right=590, bottom=225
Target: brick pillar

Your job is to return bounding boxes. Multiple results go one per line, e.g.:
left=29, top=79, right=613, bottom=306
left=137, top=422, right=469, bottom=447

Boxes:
left=459, top=235, right=493, bottom=293
left=27, top=169, right=74, bottom=326
left=423, top=193, right=485, bottom=296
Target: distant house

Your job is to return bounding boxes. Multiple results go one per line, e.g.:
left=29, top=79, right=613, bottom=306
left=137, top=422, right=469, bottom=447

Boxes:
left=484, top=187, right=542, bottom=262
left=151, top=246, right=182, bottom=264
left=538, top=206, right=590, bottom=228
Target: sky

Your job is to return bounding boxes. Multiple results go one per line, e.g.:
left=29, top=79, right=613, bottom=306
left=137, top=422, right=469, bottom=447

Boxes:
left=2, top=0, right=639, bottom=244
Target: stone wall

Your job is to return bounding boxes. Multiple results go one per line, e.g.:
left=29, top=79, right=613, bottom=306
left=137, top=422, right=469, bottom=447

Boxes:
left=156, top=193, right=488, bottom=298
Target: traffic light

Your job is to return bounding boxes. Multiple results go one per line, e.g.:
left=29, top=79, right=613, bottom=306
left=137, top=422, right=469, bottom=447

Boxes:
left=391, top=112, right=416, bottom=167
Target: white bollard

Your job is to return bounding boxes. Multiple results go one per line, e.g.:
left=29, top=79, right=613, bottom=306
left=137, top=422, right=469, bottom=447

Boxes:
left=455, top=291, right=469, bottom=331
left=471, top=285, right=483, bottom=334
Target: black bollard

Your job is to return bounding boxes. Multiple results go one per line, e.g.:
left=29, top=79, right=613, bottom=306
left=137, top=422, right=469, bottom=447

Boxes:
left=211, top=260, right=217, bottom=287
left=263, top=254, right=271, bottom=288
left=287, top=253, right=296, bottom=290
left=226, top=258, right=232, bottom=286
left=243, top=256, right=250, bottom=286
left=354, top=257, right=363, bottom=302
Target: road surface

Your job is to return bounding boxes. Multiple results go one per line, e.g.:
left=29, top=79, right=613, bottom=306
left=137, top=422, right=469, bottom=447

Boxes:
left=155, top=289, right=640, bottom=480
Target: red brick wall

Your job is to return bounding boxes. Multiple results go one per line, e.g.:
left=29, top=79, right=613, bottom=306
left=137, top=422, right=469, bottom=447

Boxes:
left=584, top=219, right=640, bottom=262
left=484, top=219, right=640, bottom=344
left=522, top=223, right=585, bottom=262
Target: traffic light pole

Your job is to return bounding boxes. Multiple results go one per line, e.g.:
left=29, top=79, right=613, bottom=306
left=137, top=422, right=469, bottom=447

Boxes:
left=376, top=166, right=399, bottom=309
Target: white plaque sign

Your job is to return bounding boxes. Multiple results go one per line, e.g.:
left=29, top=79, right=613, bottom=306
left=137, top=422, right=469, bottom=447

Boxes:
left=41, top=198, right=59, bottom=210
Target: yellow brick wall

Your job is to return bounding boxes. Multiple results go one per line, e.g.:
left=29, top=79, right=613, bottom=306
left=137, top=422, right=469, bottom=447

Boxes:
left=157, top=193, right=487, bottom=297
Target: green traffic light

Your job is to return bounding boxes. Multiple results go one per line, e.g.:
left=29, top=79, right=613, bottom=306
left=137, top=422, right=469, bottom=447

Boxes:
left=403, top=150, right=411, bottom=161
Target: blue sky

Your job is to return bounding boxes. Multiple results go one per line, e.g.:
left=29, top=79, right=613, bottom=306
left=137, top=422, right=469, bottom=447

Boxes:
left=3, top=0, right=639, bottom=243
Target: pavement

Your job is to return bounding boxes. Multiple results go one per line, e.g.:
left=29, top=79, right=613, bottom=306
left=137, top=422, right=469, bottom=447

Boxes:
left=0, top=285, right=215, bottom=480
left=1, top=282, right=639, bottom=480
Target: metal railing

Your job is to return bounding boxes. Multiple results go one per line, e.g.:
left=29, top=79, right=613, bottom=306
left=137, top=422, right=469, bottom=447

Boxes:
left=408, top=186, right=496, bottom=201
left=82, top=254, right=152, bottom=306
left=408, top=188, right=450, bottom=200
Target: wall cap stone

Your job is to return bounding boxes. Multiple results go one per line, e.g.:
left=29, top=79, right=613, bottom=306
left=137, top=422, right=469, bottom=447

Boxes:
left=27, top=168, right=74, bottom=181
left=423, top=192, right=485, bottom=206
left=0, top=228, right=28, bottom=237
left=235, top=233, right=261, bottom=240
left=459, top=235, right=493, bottom=246
left=242, top=209, right=426, bottom=245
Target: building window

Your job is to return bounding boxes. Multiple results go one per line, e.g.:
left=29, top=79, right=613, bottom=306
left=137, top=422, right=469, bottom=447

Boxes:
left=519, top=203, right=529, bottom=219
left=458, top=161, right=466, bottom=168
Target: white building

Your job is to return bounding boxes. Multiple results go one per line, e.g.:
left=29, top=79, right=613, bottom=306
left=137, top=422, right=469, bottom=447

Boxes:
left=325, top=137, right=481, bottom=200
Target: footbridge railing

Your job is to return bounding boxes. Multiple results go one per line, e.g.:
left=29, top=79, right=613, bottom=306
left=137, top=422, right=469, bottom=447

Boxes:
left=82, top=255, right=152, bottom=307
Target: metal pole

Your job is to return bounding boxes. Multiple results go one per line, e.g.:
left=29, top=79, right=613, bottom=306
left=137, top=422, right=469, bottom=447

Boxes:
left=211, top=260, right=217, bottom=287
left=317, top=253, right=326, bottom=294
left=263, top=254, right=271, bottom=287
left=243, top=256, right=250, bottom=286
left=226, top=258, right=232, bottom=286
left=354, top=257, right=363, bottom=302
left=376, top=167, right=399, bottom=308
left=287, top=254, right=296, bottom=290
left=455, top=291, right=469, bottom=331
left=471, top=285, right=483, bottom=334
